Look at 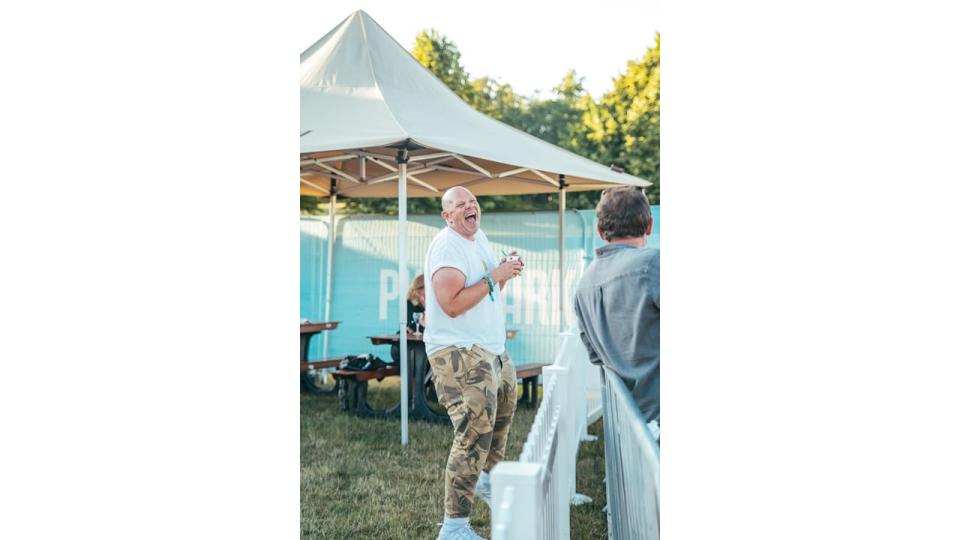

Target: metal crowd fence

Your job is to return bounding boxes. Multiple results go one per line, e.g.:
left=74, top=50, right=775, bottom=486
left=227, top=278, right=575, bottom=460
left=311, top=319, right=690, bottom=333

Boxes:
left=560, top=326, right=604, bottom=444
left=490, top=326, right=660, bottom=539
left=601, top=366, right=660, bottom=540
left=491, top=327, right=597, bottom=539
left=491, top=367, right=566, bottom=539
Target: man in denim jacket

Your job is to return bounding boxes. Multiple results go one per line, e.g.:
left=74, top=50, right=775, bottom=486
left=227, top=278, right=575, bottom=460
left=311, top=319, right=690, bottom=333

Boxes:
left=574, top=186, right=660, bottom=428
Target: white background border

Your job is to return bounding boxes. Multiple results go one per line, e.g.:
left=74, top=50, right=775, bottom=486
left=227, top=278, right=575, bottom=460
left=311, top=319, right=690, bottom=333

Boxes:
left=2, top=0, right=959, bottom=538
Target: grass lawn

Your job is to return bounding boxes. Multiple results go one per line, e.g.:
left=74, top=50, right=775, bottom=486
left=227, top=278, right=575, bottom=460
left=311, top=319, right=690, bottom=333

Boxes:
left=301, top=379, right=608, bottom=539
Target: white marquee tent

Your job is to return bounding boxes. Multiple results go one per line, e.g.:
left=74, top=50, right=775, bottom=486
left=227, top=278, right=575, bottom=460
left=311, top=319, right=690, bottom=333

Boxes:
left=301, top=10, right=650, bottom=446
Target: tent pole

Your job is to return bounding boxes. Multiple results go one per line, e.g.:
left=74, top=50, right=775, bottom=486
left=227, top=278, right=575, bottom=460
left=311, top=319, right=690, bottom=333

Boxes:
left=558, top=175, right=567, bottom=331
left=323, top=177, right=337, bottom=360
left=397, top=145, right=410, bottom=447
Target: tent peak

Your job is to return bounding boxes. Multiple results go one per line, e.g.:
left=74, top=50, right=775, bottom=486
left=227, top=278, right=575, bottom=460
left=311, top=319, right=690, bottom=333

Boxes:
left=347, top=9, right=378, bottom=28
left=301, top=11, right=651, bottom=189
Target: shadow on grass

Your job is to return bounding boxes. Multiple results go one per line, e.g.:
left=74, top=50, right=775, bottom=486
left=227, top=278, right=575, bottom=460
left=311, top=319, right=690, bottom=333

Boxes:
left=301, top=386, right=607, bottom=539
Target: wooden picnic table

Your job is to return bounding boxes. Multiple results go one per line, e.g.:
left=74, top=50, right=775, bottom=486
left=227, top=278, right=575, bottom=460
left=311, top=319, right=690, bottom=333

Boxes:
left=300, top=321, right=341, bottom=394
left=300, top=321, right=340, bottom=363
left=359, top=332, right=434, bottom=419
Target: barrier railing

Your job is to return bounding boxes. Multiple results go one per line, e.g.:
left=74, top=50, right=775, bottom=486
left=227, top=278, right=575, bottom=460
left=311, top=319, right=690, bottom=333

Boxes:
left=492, top=326, right=660, bottom=538
left=492, top=366, right=568, bottom=539
left=492, top=327, right=591, bottom=539
left=557, top=328, right=603, bottom=443
left=601, top=366, right=660, bottom=539
left=557, top=329, right=601, bottom=502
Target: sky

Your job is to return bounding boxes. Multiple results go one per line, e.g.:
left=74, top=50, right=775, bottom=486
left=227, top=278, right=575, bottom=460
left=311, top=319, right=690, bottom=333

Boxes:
left=295, top=0, right=659, bottom=99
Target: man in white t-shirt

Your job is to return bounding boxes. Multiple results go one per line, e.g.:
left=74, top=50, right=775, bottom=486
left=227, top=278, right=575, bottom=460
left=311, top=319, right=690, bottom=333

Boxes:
left=423, top=186, right=524, bottom=540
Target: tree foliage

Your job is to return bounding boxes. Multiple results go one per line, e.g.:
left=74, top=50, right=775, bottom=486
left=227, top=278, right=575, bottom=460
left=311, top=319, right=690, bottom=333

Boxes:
left=412, top=30, right=472, bottom=101
left=580, top=34, right=660, bottom=203
left=302, top=31, right=659, bottom=215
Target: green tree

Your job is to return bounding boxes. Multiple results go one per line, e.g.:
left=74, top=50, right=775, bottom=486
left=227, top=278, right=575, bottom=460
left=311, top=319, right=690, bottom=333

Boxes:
left=411, top=30, right=472, bottom=101
left=581, top=34, right=660, bottom=203
left=513, top=70, right=589, bottom=148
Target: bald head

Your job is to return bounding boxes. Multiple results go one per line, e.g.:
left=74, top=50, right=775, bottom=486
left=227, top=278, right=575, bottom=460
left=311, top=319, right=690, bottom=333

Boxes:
left=441, top=186, right=474, bottom=211
left=440, top=186, right=481, bottom=239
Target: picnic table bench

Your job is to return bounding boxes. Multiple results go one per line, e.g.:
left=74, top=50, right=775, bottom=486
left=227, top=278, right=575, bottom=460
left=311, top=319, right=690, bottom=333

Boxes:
left=300, top=358, right=343, bottom=372
left=331, top=365, right=402, bottom=418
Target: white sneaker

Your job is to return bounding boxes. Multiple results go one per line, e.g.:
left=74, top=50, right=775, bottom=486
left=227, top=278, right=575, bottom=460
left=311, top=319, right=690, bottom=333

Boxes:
left=474, top=472, right=492, bottom=507
left=437, top=524, right=485, bottom=540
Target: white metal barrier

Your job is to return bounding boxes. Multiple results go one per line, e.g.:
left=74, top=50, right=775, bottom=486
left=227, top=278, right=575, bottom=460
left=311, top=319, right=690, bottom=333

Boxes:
left=492, top=326, right=660, bottom=538
left=582, top=349, right=604, bottom=427
left=602, top=367, right=660, bottom=539
left=492, top=367, right=567, bottom=539
left=492, top=327, right=595, bottom=540
left=557, top=328, right=603, bottom=442
left=557, top=329, right=601, bottom=502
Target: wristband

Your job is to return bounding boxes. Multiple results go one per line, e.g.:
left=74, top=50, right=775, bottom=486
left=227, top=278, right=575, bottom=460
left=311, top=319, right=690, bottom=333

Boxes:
left=483, top=274, right=495, bottom=301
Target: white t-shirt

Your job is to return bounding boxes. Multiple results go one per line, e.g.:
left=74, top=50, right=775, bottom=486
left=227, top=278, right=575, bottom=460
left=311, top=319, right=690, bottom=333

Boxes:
left=423, top=227, right=506, bottom=355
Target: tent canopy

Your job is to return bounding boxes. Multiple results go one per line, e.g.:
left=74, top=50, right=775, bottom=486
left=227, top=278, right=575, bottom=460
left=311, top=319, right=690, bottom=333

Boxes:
left=300, top=10, right=651, bottom=198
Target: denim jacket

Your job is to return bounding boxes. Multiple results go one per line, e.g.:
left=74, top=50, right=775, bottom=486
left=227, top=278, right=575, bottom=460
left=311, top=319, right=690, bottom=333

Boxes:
left=574, top=243, right=660, bottom=422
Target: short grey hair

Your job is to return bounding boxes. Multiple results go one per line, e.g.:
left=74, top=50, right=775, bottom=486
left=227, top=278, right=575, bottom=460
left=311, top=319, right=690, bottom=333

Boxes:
left=596, top=186, right=652, bottom=240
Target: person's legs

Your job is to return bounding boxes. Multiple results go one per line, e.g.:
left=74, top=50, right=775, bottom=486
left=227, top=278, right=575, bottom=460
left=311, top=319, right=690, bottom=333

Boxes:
left=428, top=346, right=499, bottom=520
left=474, top=351, right=518, bottom=505
left=484, top=350, right=518, bottom=472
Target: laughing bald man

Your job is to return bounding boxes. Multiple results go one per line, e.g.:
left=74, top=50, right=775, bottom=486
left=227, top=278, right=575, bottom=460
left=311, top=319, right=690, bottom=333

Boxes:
left=423, top=186, right=524, bottom=540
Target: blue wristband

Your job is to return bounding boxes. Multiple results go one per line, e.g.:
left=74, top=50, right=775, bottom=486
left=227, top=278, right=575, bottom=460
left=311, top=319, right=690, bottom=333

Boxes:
left=483, top=274, right=495, bottom=301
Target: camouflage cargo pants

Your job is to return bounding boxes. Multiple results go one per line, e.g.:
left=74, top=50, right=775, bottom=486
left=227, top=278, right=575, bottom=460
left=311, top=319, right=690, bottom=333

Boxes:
left=428, top=344, right=518, bottom=518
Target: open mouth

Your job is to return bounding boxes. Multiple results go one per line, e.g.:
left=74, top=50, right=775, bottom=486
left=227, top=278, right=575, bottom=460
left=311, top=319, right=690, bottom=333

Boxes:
left=465, top=211, right=477, bottom=225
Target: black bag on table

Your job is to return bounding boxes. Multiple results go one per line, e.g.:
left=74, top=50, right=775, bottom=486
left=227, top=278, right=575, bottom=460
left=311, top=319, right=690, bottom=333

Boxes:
left=339, top=353, right=388, bottom=372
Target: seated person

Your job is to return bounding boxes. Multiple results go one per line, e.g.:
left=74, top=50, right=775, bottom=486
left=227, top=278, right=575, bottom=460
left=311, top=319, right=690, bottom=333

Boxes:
left=390, top=274, right=427, bottom=363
